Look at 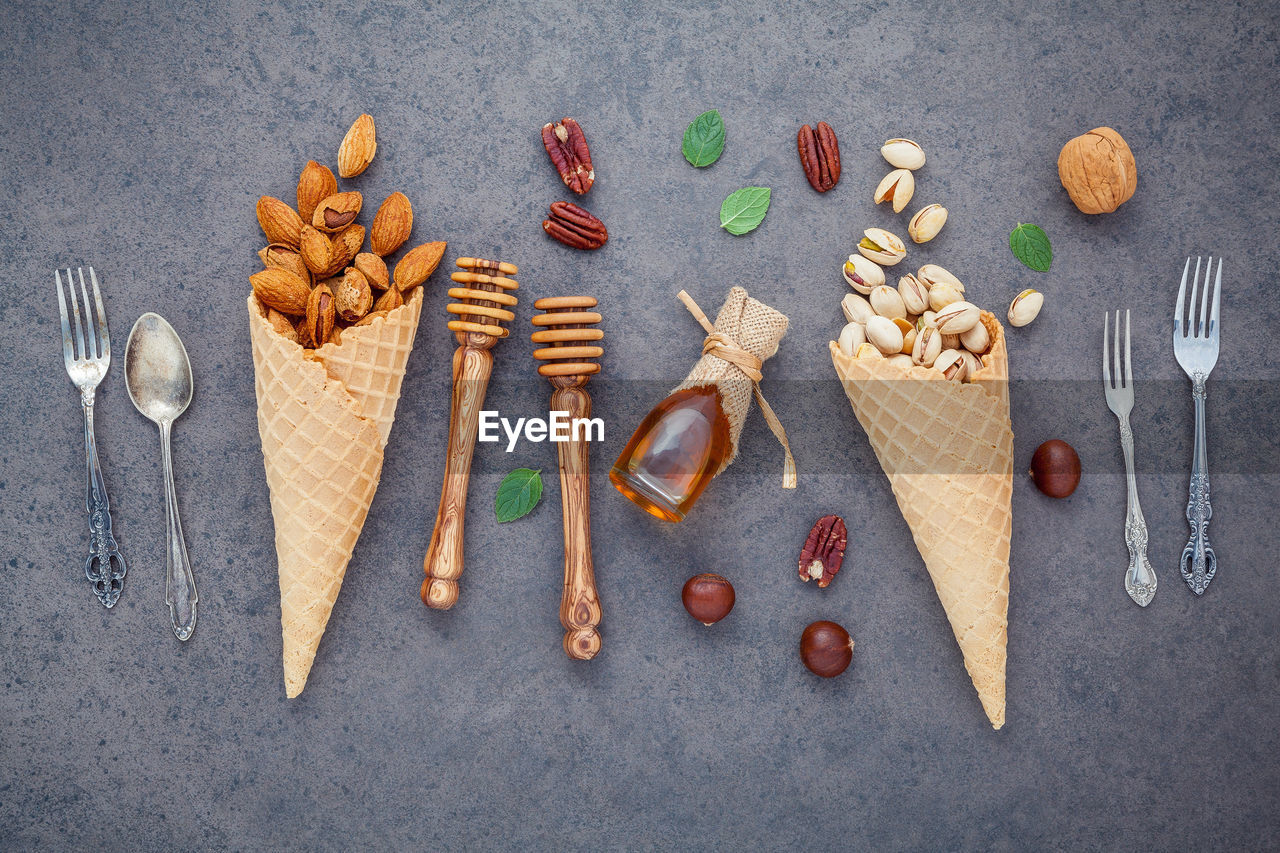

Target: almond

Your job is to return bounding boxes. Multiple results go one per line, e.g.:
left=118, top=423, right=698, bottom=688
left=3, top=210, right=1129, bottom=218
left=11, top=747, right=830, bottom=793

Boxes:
left=256, top=196, right=303, bottom=247
left=329, top=224, right=365, bottom=274
left=258, top=243, right=313, bottom=286
left=354, top=310, right=390, bottom=327
left=338, top=114, right=376, bottom=178
left=266, top=308, right=301, bottom=343
left=334, top=268, right=373, bottom=322
left=296, top=160, right=337, bottom=222
left=353, top=252, right=390, bottom=290
left=311, top=191, right=363, bottom=233
left=251, top=268, right=311, bottom=315
left=370, top=192, right=412, bottom=256
left=299, top=224, right=334, bottom=276
left=393, top=241, right=447, bottom=291
left=373, top=286, right=404, bottom=312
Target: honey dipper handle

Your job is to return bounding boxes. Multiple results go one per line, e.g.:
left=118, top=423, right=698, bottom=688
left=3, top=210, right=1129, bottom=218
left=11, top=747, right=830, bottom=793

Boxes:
left=422, top=344, right=494, bottom=610
left=552, top=386, right=602, bottom=659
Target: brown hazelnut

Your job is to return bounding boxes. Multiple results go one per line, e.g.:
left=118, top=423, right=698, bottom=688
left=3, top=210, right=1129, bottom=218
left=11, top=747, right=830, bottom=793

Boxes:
left=1030, top=439, right=1081, bottom=498
left=681, top=573, right=735, bottom=625
left=800, top=620, right=853, bottom=677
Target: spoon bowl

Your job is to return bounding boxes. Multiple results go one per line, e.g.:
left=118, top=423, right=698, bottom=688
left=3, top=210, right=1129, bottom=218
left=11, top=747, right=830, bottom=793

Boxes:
left=124, top=313, right=192, bottom=425
left=124, top=313, right=198, bottom=641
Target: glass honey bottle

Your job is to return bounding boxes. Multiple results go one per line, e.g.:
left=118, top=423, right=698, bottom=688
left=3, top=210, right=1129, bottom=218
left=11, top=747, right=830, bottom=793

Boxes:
left=609, top=385, right=732, bottom=522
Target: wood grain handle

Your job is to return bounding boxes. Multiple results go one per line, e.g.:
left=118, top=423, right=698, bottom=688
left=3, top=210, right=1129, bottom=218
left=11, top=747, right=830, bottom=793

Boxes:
left=422, top=343, right=494, bottom=610
left=552, top=386, right=602, bottom=659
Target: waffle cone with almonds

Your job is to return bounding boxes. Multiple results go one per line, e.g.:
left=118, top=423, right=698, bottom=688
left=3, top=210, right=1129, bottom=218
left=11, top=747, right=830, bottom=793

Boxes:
left=829, top=311, right=1012, bottom=729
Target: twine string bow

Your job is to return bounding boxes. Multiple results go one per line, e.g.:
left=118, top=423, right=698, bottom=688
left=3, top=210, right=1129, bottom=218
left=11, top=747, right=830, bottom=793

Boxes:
left=677, top=290, right=797, bottom=489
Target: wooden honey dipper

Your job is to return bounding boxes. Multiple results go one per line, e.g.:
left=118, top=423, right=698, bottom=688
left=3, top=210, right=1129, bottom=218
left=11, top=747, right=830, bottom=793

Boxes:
left=531, top=296, right=604, bottom=659
left=421, top=257, right=519, bottom=610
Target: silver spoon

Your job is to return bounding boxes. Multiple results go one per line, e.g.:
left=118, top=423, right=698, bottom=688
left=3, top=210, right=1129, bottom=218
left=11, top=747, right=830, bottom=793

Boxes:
left=124, top=313, right=197, bottom=641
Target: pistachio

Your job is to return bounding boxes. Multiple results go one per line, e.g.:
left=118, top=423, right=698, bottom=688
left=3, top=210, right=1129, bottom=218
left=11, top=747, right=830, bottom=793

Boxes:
left=881, top=138, right=926, bottom=170
left=838, top=322, right=866, bottom=356
left=855, top=342, right=883, bottom=359
left=928, top=282, right=964, bottom=312
left=865, top=315, right=904, bottom=355
left=934, top=348, right=966, bottom=381
left=841, top=292, right=876, bottom=325
left=1008, top=288, right=1044, bottom=327
left=842, top=254, right=885, bottom=294
left=935, top=300, right=981, bottom=334
left=917, top=264, right=964, bottom=292
left=919, top=310, right=938, bottom=329
left=873, top=169, right=915, bottom=213
left=907, top=203, right=948, bottom=244
left=959, top=350, right=984, bottom=377
left=942, top=333, right=962, bottom=350
left=857, top=228, right=906, bottom=266
left=869, top=285, right=908, bottom=319
left=911, top=324, right=942, bottom=367
left=899, top=323, right=917, bottom=355
left=897, top=274, right=930, bottom=315
left=885, top=353, right=915, bottom=369
left=959, top=321, right=991, bottom=354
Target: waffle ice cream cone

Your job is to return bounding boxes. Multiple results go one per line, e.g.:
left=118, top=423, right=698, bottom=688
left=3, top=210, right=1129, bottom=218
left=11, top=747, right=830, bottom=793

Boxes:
left=248, top=288, right=422, bottom=697
left=829, top=312, right=1012, bottom=729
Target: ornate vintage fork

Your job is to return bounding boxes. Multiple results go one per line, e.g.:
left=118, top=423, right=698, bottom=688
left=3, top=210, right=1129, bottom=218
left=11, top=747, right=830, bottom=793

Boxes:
left=56, top=267, right=127, bottom=606
left=1103, top=309, right=1156, bottom=606
left=1174, top=257, right=1222, bottom=595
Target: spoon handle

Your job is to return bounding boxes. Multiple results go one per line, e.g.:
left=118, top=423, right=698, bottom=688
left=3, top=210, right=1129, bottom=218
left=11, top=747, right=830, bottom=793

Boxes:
left=159, top=421, right=197, bottom=640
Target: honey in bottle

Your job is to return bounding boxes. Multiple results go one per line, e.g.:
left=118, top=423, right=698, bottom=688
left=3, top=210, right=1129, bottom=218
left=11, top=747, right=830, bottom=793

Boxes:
left=609, top=385, right=732, bottom=522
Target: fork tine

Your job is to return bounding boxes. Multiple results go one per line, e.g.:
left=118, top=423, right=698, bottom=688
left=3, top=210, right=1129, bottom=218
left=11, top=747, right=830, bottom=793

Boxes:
left=56, top=270, right=75, bottom=364
left=1124, top=309, right=1132, bottom=388
left=1175, top=258, right=1189, bottom=338
left=78, top=268, right=97, bottom=360
left=1210, top=258, right=1222, bottom=339
left=1103, top=311, right=1112, bottom=387
left=1198, top=256, right=1212, bottom=338
left=1189, top=256, right=1201, bottom=338
left=66, top=267, right=85, bottom=360
left=1114, top=310, right=1123, bottom=388
left=89, top=267, right=109, bottom=359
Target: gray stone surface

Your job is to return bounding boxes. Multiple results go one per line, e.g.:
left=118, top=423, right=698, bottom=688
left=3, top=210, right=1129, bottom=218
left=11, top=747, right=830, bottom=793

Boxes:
left=2, top=0, right=1278, bottom=849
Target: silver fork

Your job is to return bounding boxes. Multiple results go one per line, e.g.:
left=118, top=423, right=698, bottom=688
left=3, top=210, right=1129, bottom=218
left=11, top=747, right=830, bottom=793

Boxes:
left=57, top=267, right=127, bottom=607
left=1103, top=309, right=1156, bottom=606
left=1174, top=257, right=1222, bottom=595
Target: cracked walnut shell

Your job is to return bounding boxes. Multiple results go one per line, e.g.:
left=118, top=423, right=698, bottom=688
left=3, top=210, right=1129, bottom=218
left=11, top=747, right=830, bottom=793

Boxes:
left=1058, top=127, right=1137, bottom=214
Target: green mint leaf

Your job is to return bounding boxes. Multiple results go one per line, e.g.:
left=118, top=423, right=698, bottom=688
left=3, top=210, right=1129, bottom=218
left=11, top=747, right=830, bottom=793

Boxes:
left=682, top=109, right=725, bottom=167
left=494, top=468, right=543, bottom=523
left=1009, top=223, right=1052, bottom=272
left=719, top=187, right=771, bottom=235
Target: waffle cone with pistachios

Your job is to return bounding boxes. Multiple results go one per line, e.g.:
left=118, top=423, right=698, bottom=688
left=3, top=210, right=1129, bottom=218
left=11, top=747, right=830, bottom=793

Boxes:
left=248, top=288, right=422, bottom=697
left=829, top=312, right=1012, bottom=729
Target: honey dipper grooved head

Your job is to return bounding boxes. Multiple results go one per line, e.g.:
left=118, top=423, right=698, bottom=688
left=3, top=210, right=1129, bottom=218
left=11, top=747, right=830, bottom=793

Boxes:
left=531, top=296, right=603, bottom=379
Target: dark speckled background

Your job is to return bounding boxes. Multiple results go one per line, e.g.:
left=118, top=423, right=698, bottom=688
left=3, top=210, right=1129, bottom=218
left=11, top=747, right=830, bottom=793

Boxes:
left=2, top=1, right=1279, bottom=849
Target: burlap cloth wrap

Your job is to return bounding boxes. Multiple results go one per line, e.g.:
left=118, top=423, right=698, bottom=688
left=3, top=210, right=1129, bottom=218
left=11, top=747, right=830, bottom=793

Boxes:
left=672, top=287, right=795, bottom=486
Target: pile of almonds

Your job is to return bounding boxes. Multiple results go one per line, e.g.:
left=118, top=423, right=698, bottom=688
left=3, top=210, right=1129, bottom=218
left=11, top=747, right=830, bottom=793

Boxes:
left=250, top=114, right=445, bottom=350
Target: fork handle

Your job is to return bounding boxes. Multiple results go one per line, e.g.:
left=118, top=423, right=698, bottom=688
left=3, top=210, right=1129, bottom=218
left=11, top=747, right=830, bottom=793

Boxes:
left=1181, top=375, right=1216, bottom=595
left=81, top=392, right=127, bottom=607
left=1118, top=416, right=1157, bottom=606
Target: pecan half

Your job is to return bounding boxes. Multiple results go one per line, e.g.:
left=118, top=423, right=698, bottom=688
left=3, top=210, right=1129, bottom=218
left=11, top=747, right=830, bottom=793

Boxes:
left=799, top=514, right=848, bottom=588
left=542, top=118, right=595, bottom=194
left=543, top=201, right=608, bottom=250
left=797, top=122, right=841, bottom=193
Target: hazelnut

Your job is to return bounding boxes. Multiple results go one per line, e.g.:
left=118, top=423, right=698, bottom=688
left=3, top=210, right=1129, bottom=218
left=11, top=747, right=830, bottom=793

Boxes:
left=800, top=620, right=854, bottom=677
left=681, top=573, right=735, bottom=625
left=1030, top=439, right=1081, bottom=498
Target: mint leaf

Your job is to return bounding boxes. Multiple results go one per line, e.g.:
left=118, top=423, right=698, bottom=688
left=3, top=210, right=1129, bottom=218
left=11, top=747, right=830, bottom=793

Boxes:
left=1009, top=223, right=1052, bottom=272
left=719, top=187, right=771, bottom=235
left=682, top=109, right=725, bottom=168
left=494, top=468, right=543, bottom=522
